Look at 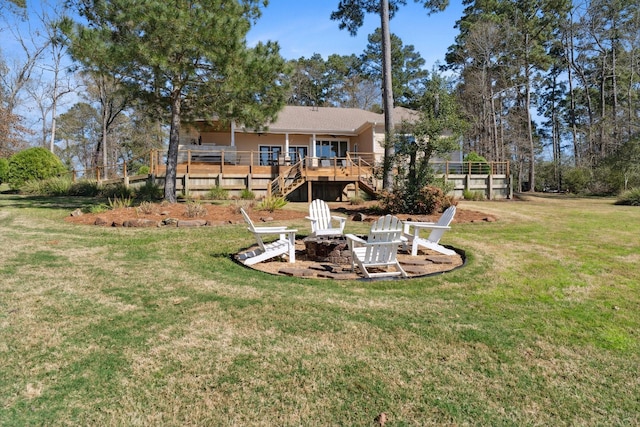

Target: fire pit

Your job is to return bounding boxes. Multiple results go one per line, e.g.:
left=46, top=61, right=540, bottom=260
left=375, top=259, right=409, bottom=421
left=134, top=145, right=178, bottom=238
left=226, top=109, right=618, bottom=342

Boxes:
left=303, top=236, right=353, bottom=265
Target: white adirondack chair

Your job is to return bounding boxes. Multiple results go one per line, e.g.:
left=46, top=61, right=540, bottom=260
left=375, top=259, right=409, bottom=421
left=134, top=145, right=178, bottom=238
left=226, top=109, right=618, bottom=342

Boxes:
left=306, top=199, right=346, bottom=237
left=345, top=215, right=407, bottom=279
left=403, top=205, right=457, bottom=256
left=237, top=208, right=297, bottom=266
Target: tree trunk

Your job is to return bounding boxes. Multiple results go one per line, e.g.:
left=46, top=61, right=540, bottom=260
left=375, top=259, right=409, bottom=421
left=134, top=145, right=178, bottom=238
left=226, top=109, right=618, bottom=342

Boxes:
left=381, top=0, right=395, bottom=190
left=525, top=34, right=535, bottom=192
left=102, top=99, right=108, bottom=180
left=165, top=91, right=181, bottom=203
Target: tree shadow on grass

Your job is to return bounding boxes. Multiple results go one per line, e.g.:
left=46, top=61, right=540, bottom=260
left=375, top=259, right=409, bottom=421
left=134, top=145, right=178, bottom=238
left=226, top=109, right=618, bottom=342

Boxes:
left=0, top=194, right=99, bottom=212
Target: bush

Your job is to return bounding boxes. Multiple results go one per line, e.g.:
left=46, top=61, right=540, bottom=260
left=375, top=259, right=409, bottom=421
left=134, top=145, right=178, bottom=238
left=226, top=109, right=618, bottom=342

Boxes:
left=19, top=177, right=73, bottom=196
left=19, top=179, right=47, bottom=195
left=207, top=185, right=229, bottom=200
left=257, top=195, right=287, bottom=212
left=41, top=177, right=73, bottom=196
left=240, top=188, right=255, bottom=200
left=135, top=180, right=163, bottom=201
left=0, top=158, right=8, bottom=184
left=88, top=203, right=109, bottom=214
left=136, top=201, right=157, bottom=215
left=69, top=179, right=102, bottom=197
left=136, top=165, right=150, bottom=175
left=464, top=152, right=491, bottom=174
left=184, top=200, right=208, bottom=217
left=380, top=185, right=456, bottom=215
left=108, top=196, right=133, bottom=209
left=7, top=147, right=67, bottom=190
left=101, top=182, right=134, bottom=199
left=564, top=168, right=591, bottom=194
left=350, top=195, right=365, bottom=205
left=463, top=189, right=485, bottom=201
left=615, top=188, right=640, bottom=206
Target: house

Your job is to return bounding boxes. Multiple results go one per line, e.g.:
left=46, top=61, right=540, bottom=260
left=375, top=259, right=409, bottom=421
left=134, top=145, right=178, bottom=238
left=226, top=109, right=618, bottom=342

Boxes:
left=148, top=105, right=509, bottom=201
left=180, top=105, right=448, bottom=165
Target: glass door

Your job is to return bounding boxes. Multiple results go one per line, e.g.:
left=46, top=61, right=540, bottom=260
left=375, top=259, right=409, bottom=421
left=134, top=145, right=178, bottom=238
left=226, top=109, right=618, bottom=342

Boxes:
left=288, top=146, right=308, bottom=163
left=259, top=145, right=281, bottom=165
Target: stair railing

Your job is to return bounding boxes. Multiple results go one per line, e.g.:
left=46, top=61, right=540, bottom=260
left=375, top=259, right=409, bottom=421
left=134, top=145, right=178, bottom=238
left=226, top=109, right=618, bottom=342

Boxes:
left=268, top=159, right=304, bottom=197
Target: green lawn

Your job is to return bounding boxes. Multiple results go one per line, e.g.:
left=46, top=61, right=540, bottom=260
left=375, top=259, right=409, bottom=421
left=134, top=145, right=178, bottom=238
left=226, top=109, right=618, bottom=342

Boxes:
left=0, top=193, right=638, bottom=425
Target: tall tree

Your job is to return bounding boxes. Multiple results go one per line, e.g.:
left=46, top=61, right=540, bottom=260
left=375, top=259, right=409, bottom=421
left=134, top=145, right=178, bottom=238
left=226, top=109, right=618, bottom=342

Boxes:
left=63, top=0, right=287, bottom=202
left=331, top=0, right=449, bottom=190
left=55, top=102, right=100, bottom=171
left=0, top=11, right=51, bottom=154
left=360, top=28, right=428, bottom=108
left=397, top=71, right=464, bottom=196
left=447, top=0, right=570, bottom=191
left=286, top=53, right=374, bottom=108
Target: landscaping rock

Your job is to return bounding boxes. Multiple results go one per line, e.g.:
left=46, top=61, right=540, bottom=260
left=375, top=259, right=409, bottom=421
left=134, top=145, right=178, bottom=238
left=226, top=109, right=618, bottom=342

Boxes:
left=94, top=217, right=109, bottom=226
left=424, top=255, right=454, bottom=264
left=122, top=219, right=159, bottom=227
left=400, top=258, right=434, bottom=266
left=207, top=220, right=228, bottom=226
left=401, top=265, right=429, bottom=275
left=177, top=219, right=207, bottom=227
left=70, top=208, right=83, bottom=217
left=278, top=268, right=316, bottom=277
left=162, top=218, right=179, bottom=226
left=352, top=212, right=367, bottom=221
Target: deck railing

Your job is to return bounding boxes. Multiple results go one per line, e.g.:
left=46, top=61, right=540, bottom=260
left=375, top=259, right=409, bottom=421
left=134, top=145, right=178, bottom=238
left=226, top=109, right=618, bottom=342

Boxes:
left=63, top=147, right=510, bottom=187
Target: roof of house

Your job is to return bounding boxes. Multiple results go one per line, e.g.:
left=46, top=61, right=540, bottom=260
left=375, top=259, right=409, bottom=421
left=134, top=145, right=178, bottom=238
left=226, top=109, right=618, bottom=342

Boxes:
left=251, top=105, right=421, bottom=135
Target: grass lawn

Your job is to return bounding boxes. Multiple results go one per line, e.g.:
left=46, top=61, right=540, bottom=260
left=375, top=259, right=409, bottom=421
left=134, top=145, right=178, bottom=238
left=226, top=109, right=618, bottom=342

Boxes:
left=0, top=193, right=638, bottom=425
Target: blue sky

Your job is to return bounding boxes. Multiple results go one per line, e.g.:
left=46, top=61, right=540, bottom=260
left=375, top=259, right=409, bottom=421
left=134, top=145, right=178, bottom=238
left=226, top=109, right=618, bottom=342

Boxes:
left=248, top=0, right=466, bottom=69
left=1, top=0, right=466, bottom=138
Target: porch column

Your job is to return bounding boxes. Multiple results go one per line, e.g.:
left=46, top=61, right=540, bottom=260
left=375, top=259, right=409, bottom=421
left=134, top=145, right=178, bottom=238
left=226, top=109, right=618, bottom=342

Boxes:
left=311, top=133, right=317, bottom=167
left=284, top=133, right=290, bottom=163
left=312, top=133, right=317, bottom=157
left=230, top=120, right=236, bottom=147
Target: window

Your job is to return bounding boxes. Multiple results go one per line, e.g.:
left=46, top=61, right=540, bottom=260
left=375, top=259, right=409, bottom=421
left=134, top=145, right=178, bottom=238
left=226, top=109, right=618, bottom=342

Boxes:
left=315, top=140, right=348, bottom=159
left=259, top=145, right=281, bottom=165
left=288, top=146, right=308, bottom=163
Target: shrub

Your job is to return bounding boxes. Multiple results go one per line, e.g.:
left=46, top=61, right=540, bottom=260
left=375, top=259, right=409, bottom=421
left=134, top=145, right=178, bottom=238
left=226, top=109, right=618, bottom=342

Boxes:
left=231, top=200, right=254, bottom=214
left=350, top=195, right=365, bottom=205
left=101, top=182, right=134, bottom=199
left=7, top=147, right=67, bottom=190
left=207, top=185, right=229, bottom=200
left=89, top=204, right=109, bottom=214
left=136, top=165, right=150, bottom=175
left=564, top=168, right=591, bottom=194
left=69, top=179, right=102, bottom=197
left=240, top=188, right=255, bottom=200
left=19, top=179, right=47, bottom=195
left=41, top=177, right=73, bottom=196
left=463, top=189, right=485, bottom=201
left=464, top=152, right=491, bottom=174
left=257, top=195, right=287, bottom=212
left=135, top=180, right=163, bottom=202
left=615, top=188, right=640, bottom=206
left=136, top=201, right=157, bottom=215
left=380, top=185, right=456, bottom=215
left=184, top=200, right=208, bottom=217
left=109, top=196, right=133, bottom=209
left=0, top=158, right=8, bottom=184
left=20, top=177, right=72, bottom=196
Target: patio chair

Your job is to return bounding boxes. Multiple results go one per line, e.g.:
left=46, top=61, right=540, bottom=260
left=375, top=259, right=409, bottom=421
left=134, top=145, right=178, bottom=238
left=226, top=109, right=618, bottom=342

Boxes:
left=403, top=205, right=457, bottom=256
left=345, top=215, right=407, bottom=279
left=306, top=199, right=346, bottom=237
left=237, top=208, right=297, bottom=266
